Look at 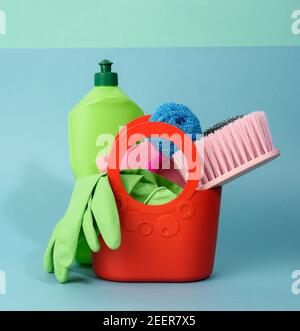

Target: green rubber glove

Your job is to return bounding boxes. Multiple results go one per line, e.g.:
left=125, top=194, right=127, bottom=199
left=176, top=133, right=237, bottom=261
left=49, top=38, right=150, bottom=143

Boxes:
left=43, top=174, right=120, bottom=283
left=75, top=173, right=144, bottom=264
left=144, top=187, right=178, bottom=205
left=121, top=169, right=182, bottom=203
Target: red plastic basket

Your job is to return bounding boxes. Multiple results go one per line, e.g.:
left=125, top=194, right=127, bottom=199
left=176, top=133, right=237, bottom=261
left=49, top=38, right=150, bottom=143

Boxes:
left=93, top=116, right=222, bottom=282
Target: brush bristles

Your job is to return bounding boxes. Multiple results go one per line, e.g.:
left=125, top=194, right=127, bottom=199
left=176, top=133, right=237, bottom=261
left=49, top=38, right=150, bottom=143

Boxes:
left=203, top=115, right=244, bottom=136
left=201, top=112, right=275, bottom=184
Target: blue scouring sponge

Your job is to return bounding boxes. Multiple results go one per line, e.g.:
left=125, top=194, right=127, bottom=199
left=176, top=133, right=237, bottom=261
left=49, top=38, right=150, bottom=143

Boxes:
left=149, top=102, right=202, bottom=156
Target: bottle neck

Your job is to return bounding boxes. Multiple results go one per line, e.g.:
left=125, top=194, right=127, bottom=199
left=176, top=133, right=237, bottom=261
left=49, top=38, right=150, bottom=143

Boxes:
left=94, top=72, right=118, bottom=86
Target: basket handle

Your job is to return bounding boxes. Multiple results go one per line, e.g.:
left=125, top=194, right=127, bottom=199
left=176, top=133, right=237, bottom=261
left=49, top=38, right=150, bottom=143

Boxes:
left=107, top=116, right=201, bottom=212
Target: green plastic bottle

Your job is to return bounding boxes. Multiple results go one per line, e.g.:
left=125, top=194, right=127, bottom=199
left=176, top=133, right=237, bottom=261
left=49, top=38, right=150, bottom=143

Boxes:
left=68, top=60, right=144, bottom=264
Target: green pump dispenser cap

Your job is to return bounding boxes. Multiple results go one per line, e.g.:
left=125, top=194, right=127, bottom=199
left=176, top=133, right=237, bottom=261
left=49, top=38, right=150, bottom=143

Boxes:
left=94, top=59, right=118, bottom=86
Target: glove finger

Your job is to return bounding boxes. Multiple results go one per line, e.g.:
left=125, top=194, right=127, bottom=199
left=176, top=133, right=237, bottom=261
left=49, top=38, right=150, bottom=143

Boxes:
left=92, top=176, right=121, bottom=250
left=82, top=198, right=100, bottom=253
left=55, top=174, right=103, bottom=267
left=55, top=236, right=78, bottom=270
left=43, top=229, right=56, bottom=273
left=53, top=241, right=69, bottom=283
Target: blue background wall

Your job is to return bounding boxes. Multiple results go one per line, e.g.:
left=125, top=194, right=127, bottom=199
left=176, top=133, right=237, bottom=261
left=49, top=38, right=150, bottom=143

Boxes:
left=0, top=47, right=299, bottom=310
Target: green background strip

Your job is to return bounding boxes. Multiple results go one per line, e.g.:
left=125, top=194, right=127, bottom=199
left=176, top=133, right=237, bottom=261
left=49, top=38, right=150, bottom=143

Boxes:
left=0, top=0, right=300, bottom=48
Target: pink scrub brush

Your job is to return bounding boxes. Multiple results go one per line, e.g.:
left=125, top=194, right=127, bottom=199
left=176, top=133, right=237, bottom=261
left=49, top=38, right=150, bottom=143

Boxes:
left=173, top=111, right=280, bottom=190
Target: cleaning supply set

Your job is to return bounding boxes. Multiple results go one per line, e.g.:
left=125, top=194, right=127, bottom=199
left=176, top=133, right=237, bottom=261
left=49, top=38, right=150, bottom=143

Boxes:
left=44, top=59, right=280, bottom=283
